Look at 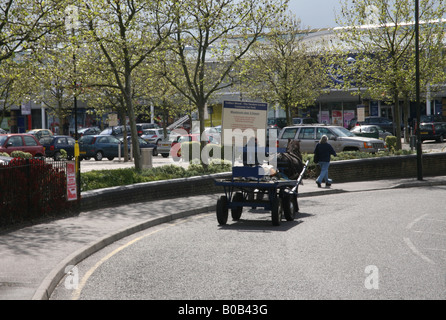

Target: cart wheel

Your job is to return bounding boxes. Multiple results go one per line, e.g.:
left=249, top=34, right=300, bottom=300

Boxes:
left=271, top=198, right=283, bottom=226
left=283, top=193, right=297, bottom=221
left=216, top=196, right=229, bottom=225
left=231, top=192, right=243, bottom=221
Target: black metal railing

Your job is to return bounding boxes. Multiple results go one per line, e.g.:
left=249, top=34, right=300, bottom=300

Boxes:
left=0, top=158, right=76, bottom=228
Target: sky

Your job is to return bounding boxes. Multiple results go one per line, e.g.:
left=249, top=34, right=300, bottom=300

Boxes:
left=287, top=0, right=343, bottom=29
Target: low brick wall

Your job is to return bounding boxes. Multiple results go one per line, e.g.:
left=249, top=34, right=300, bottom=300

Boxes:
left=327, top=152, right=446, bottom=183
left=81, top=172, right=232, bottom=211
left=80, top=152, right=446, bottom=211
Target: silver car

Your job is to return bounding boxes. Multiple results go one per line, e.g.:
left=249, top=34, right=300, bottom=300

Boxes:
left=278, top=124, right=386, bottom=153
left=141, top=128, right=165, bottom=144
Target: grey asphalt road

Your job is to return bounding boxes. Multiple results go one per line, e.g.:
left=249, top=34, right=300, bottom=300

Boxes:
left=50, top=186, right=446, bottom=300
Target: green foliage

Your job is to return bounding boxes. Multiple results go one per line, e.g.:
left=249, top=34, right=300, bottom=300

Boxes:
left=59, top=149, right=68, bottom=159
left=0, top=152, right=10, bottom=157
left=10, top=151, right=32, bottom=159
left=80, top=162, right=232, bottom=191
left=385, top=136, right=398, bottom=152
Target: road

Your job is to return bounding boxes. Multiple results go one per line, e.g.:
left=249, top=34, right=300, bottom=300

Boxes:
left=50, top=186, right=446, bottom=300
left=79, top=154, right=188, bottom=172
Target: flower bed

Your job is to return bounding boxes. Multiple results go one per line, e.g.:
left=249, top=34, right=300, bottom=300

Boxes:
left=0, top=158, right=73, bottom=227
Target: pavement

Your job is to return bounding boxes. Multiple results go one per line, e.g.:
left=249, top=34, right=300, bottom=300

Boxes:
left=1, top=175, right=446, bottom=300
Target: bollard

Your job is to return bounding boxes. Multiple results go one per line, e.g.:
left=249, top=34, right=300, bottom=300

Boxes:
left=141, top=148, right=153, bottom=169
left=409, top=135, right=417, bottom=151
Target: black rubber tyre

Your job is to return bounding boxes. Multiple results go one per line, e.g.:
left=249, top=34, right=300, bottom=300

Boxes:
left=271, top=197, right=283, bottom=226
left=94, top=151, right=103, bottom=161
left=231, top=192, right=243, bottom=221
left=216, top=196, right=229, bottom=225
left=283, top=193, right=297, bottom=221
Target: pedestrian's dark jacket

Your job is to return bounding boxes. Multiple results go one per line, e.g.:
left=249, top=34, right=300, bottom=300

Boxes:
left=314, top=142, right=337, bottom=163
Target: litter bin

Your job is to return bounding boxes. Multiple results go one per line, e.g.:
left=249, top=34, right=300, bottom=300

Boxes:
left=141, top=148, right=153, bottom=169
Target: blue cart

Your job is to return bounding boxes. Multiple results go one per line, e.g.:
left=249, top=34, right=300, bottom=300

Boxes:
left=214, top=160, right=309, bottom=226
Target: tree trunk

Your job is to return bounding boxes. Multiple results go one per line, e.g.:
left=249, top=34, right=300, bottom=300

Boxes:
left=119, top=109, right=129, bottom=161
left=124, top=73, right=141, bottom=171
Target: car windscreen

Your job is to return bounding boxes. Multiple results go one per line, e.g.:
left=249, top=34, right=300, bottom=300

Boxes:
left=40, top=137, right=53, bottom=145
left=330, top=127, right=356, bottom=137
left=0, top=136, right=7, bottom=145
left=79, top=136, right=95, bottom=144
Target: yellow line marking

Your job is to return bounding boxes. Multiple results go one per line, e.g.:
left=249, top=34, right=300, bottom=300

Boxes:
left=72, top=214, right=212, bottom=300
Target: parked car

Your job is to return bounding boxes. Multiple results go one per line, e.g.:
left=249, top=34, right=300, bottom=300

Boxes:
left=78, top=126, right=101, bottom=137
left=79, top=134, right=124, bottom=161
left=420, top=114, right=446, bottom=123
left=119, top=136, right=158, bottom=156
left=416, top=122, right=446, bottom=142
left=292, top=117, right=318, bottom=125
left=349, top=116, right=395, bottom=134
left=204, top=127, right=221, bottom=144
left=169, top=133, right=209, bottom=160
left=0, top=134, right=45, bottom=157
left=0, top=128, right=7, bottom=134
left=136, top=123, right=159, bottom=136
left=99, top=125, right=131, bottom=139
left=277, top=124, right=386, bottom=153
left=266, top=127, right=280, bottom=147
left=350, top=125, right=391, bottom=140
left=27, top=129, right=53, bottom=141
left=40, top=135, right=76, bottom=160
left=157, top=134, right=181, bottom=158
left=267, top=117, right=288, bottom=129
left=141, top=128, right=165, bottom=145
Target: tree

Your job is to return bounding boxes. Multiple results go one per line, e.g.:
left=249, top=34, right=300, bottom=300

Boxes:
left=1, top=0, right=65, bottom=65
left=336, top=0, right=446, bottom=150
left=243, top=13, right=329, bottom=126
left=161, top=0, right=289, bottom=160
left=0, top=0, right=67, bottom=130
left=79, top=0, right=174, bottom=171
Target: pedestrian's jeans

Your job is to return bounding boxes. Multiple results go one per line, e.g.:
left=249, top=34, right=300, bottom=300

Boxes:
left=317, top=161, right=332, bottom=184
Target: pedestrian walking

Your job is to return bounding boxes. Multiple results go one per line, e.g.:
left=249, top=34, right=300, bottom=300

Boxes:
left=313, top=135, right=337, bottom=188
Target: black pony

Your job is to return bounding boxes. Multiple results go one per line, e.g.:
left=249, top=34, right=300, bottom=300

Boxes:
left=276, top=139, right=304, bottom=180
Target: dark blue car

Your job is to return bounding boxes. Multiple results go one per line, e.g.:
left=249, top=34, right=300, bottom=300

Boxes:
left=40, top=135, right=75, bottom=160
left=79, top=134, right=124, bottom=161
left=119, top=136, right=158, bottom=156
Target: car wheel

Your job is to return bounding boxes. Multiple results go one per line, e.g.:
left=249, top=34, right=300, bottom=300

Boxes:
left=107, top=157, right=114, bottom=161
left=161, top=153, right=169, bottom=158
left=152, top=147, right=158, bottom=156
left=94, top=151, right=104, bottom=161
left=53, top=152, right=61, bottom=161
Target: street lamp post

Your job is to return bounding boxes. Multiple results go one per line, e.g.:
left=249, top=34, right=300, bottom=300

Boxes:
left=415, top=0, right=423, bottom=181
